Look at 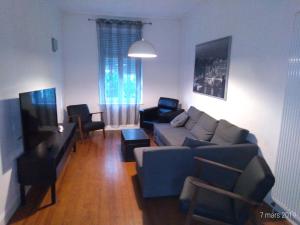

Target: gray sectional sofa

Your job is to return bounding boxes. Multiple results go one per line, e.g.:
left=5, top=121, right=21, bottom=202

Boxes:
left=134, top=106, right=259, bottom=198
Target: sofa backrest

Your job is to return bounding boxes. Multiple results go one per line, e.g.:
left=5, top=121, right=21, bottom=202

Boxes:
left=184, top=107, right=249, bottom=145
left=210, top=119, right=249, bottom=145
left=184, top=106, right=203, bottom=130
left=190, top=112, right=218, bottom=141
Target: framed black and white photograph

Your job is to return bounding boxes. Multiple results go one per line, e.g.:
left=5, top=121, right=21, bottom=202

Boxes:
left=193, top=36, right=232, bottom=99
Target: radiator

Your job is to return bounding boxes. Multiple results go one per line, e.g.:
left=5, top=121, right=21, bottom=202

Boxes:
left=272, top=12, right=300, bottom=224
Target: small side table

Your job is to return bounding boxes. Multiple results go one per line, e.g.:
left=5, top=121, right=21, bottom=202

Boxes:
left=121, top=129, right=150, bottom=161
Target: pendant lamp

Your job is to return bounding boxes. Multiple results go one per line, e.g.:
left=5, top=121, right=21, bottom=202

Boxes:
left=128, top=39, right=157, bottom=58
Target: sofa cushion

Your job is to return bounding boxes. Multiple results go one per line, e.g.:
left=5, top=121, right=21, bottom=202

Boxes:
left=182, top=137, right=217, bottom=147
left=163, top=128, right=196, bottom=146
left=154, top=123, right=196, bottom=146
left=211, top=120, right=249, bottom=145
left=190, top=112, right=218, bottom=141
left=185, top=106, right=203, bottom=130
left=154, top=123, right=173, bottom=145
left=154, top=123, right=173, bottom=135
left=170, top=112, right=189, bottom=127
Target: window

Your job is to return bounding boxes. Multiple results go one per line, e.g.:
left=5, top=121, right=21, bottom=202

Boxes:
left=104, top=58, right=139, bottom=104
left=97, top=20, right=142, bottom=105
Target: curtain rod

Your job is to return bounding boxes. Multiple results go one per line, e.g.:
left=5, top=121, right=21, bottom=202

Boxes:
left=88, top=18, right=152, bottom=25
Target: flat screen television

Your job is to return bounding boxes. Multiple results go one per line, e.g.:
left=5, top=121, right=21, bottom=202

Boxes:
left=19, top=88, right=58, bottom=151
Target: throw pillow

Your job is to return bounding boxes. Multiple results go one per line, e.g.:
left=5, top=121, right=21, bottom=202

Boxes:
left=170, top=112, right=189, bottom=127
left=182, top=137, right=216, bottom=147
left=190, top=112, right=218, bottom=141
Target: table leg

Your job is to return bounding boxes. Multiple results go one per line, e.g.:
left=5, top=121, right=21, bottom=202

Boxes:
left=73, top=142, right=76, bottom=152
left=20, top=185, right=26, bottom=205
left=51, top=182, right=56, bottom=204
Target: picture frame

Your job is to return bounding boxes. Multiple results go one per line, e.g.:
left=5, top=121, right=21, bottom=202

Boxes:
left=193, top=36, right=232, bottom=100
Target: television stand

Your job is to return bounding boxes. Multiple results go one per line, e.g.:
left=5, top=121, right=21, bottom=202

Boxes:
left=17, top=123, right=76, bottom=205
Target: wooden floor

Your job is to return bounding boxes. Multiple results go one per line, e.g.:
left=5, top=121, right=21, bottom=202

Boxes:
left=9, top=131, right=290, bottom=225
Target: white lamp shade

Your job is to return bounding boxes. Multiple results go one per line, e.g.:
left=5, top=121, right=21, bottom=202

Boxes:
left=128, top=39, right=157, bottom=58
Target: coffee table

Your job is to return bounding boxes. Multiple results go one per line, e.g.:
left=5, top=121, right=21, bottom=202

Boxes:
left=121, top=128, right=150, bottom=161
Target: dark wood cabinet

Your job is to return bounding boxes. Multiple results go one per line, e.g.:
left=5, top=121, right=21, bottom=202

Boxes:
left=17, top=123, right=76, bottom=205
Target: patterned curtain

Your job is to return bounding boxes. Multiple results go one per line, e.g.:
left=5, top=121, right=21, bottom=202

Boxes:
left=96, top=19, right=142, bottom=127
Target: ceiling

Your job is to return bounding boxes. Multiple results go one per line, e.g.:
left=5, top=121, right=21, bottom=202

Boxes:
left=54, top=0, right=202, bottom=19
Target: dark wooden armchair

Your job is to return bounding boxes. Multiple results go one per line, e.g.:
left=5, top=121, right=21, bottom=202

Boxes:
left=66, top=104, right=105, bottom=140
left=180, top=156, right=275, bottom=225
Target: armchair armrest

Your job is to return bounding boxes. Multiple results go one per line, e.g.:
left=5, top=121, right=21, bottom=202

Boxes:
left=140, top=107, right=158, bottom=118
left=193, top=144, right=258, bottom=189
left=195, top=143, right=258, bottom=170
left=90, top=111, right=103, bottom=115
left=68, top=114, right=80, bottom=124
left=140, top=106, right=158, bottom=112
left=139, top=107, right=159, bottom=128
left=194, top=156, right=243, bottom=174
left=189, top=177, right=260, bottom=206
left=68, top=114, right=83, bottom=139
left=90, top=111, right=104, bottom=121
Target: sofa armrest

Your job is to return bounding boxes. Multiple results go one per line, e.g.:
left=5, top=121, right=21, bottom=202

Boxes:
left=134, top=146, right=197, bottom=197
left=134, top=146, right=189, bottom=167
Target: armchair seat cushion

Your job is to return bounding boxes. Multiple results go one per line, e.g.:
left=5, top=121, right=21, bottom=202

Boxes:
left=180, top=177, right=235, bottom=224
left=83, top=121, right=105, bottom=132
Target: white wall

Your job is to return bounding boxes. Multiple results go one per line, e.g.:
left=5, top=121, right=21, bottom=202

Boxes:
left=0, top=0, right=63, bottom=224
left=179, top=0, right=300, bottom=172
left=62, top=13, right=100, bottom=114
left=142, top=18, right=181, bottom=108
left=62, top=13, right=181, bottom=115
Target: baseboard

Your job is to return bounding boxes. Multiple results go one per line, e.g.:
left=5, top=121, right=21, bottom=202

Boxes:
left=264, top=194, right=299, bottom=225
left=0, top=196, right=20, bottom=225
left=105, top=124, right=139, bottom=130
